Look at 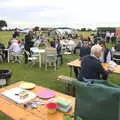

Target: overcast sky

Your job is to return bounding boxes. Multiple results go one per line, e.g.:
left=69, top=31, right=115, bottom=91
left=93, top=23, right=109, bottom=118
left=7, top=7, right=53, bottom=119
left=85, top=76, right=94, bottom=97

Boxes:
left=0, top=0, right=120, bottom=29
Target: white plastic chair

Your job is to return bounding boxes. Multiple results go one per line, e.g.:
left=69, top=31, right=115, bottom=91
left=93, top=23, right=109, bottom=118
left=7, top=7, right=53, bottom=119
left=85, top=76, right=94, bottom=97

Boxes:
left=30, top=47, right=45, bottom=68
left=9, top=51, right=23, bottom=63
left=45, top=47, right=57, bottom=71
left=24, top=50, right=38, bottom=65
left=0, top=79, right=6, bottom=86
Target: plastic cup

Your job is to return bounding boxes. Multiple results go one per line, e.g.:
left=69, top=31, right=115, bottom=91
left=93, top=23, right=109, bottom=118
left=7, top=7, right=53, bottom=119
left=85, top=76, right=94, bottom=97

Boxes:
left=46, top=102, right=57, bottom=114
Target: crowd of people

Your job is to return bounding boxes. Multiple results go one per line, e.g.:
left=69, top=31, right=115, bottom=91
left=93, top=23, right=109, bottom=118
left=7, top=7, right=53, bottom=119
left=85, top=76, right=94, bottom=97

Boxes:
left=105, top=31, right=116, bottom=43
left=0, top=28, right=64, bottom=64
left=0, top=28, right=120, bottom=120
left=0, top=28, right=120, bottom=80
left=73, top=34, right=120, bottom=81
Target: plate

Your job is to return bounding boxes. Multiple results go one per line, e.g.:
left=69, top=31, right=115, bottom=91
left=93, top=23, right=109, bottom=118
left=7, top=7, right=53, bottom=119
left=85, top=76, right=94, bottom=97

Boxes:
left=19, top=82, right=36, bottom=90
left=37, top=89, right=56, bottom=99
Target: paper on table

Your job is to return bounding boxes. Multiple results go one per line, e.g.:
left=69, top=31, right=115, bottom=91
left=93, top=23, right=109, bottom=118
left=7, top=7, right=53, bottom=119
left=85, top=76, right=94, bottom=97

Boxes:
left=1, top=87, right=36, bottom=104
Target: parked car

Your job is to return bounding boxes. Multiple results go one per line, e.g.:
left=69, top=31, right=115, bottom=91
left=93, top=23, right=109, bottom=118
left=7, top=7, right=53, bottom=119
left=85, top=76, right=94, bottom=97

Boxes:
left=19, top=28, right=29, bottom=34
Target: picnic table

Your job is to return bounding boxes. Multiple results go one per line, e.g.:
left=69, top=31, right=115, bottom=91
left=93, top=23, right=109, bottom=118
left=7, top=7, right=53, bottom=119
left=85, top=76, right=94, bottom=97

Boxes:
left=0, top=81, right=75, bottom=120
left=67, top=59, right=120, bottom=76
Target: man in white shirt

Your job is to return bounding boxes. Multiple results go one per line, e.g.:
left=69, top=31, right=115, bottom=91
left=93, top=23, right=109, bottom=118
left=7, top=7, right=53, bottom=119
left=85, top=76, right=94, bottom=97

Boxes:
left=110, top=32, right=115, bottom=44
left=105, top=31, right=111, bottom=43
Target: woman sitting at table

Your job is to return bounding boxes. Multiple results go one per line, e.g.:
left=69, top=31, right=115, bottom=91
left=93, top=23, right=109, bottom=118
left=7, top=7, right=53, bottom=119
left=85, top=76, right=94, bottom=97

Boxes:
left=8, top=40, right=22, bottom=63
left=78, top=44, right=110, bottom=81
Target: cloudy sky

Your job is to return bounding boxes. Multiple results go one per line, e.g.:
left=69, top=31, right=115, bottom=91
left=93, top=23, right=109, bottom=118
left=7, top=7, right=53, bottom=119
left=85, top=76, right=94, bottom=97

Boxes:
left=0, top=0, right=120, bottom=28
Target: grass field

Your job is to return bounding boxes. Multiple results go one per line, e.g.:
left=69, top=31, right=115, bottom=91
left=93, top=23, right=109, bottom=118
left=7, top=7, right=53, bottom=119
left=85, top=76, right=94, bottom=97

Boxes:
left=0, top=31, right=120, bottom=120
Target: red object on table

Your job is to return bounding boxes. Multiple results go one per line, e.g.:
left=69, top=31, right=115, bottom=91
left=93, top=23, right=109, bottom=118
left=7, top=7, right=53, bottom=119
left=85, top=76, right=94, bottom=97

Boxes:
left=46, top=102, right=57, bottom=109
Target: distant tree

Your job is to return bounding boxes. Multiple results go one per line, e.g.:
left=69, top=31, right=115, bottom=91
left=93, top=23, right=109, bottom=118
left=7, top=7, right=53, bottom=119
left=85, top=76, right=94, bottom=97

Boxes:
left=81, top=28, right=86, bottom=31
left=34, top=26, right=39, bottom=31
left=87, top=28, right=93, bottom=31
left=0, top=20, right=7, bottom=30
left=41, top=27, right=53, bottom=31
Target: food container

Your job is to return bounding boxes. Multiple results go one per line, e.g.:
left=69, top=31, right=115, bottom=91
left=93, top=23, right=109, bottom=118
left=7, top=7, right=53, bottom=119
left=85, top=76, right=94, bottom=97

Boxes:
left=46, top=102, right=57, bottom=114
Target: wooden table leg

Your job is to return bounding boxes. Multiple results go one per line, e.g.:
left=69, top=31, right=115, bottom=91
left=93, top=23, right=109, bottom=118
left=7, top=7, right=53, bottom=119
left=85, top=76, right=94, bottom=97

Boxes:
left=39, top=54, right=41, bottom=68
left=70, top=66, right=73, bottom=77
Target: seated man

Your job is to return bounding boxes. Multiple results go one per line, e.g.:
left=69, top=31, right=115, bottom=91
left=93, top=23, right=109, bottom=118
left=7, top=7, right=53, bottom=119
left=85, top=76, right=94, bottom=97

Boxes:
left=78, top=44, right=110, bottom=81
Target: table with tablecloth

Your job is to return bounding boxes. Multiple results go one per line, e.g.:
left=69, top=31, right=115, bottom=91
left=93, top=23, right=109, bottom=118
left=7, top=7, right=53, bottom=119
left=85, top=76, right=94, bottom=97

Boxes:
left=30, top=47, right=45, bottom=68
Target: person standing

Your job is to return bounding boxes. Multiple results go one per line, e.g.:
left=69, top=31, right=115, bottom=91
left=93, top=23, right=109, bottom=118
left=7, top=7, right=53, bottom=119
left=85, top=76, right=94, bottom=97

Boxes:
left=24, top=29, right=34, bottom=64
left=79, top=39, right=91, bottom=59
left=105, top=31, right=111, bottom=43
left=12, top=28, right=20, bottom=38
left=110, top=32, right=116, bottom=44
left=74, top=39, right=91, bottom=78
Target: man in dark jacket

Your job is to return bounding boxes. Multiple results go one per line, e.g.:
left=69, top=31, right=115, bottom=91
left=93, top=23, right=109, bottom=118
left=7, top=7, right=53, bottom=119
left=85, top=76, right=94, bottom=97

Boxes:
left=74, top=40, right=91, bottom=78
left=78, top=44, right=110, bottom=81
left=24, top=30, right=34, bottom=63
left=80, top=40, right=91, bottom=58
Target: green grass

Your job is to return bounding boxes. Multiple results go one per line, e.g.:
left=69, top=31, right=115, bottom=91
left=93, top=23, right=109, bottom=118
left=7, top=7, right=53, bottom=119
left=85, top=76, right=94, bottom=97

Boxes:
left=0, top=31, right=25, bottom=46
left=0, top=55, right=78, bottom=120
left=0, top=112, right=13, bottom=120
left=0, top=31, right=12, bottom=45
left=0, top=31, right=120, bottom=120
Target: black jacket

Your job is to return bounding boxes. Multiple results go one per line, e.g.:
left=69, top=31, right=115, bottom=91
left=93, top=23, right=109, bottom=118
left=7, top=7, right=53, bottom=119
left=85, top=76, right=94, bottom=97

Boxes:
left=24, top=33, right=34, bottom=52
left=78, top=55, right=108, bottom=80
left=80, top=47, right=91, bottom=58
left=103, top=48, right=112, bottom=63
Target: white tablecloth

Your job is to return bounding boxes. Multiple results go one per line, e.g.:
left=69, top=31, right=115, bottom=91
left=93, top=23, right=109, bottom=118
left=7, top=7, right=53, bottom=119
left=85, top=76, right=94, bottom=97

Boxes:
left=30, top=47, right=45, bottom=67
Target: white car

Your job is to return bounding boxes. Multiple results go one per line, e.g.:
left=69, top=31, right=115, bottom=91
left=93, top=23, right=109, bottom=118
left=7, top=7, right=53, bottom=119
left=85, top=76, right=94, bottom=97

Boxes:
left=19, top=28, right=29, bottom=34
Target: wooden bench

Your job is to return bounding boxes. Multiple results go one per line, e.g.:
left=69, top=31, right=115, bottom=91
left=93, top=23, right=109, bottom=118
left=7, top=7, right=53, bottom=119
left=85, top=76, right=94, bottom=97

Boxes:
left=57, top=75, right=76, bottom=96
